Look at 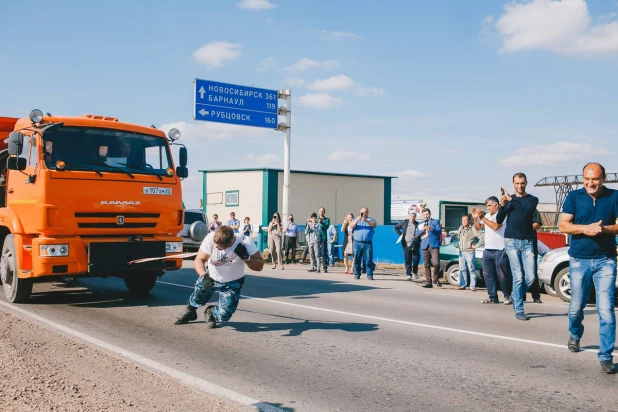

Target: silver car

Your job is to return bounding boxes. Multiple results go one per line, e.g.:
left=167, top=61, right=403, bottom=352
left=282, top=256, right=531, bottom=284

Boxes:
left=538, top=238, right=618, bottom=302
left=178, top=209, right=209, bottom=252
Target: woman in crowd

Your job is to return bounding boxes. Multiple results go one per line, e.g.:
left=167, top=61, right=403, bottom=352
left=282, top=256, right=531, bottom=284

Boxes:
left=241, top=217, right=252, bottom=238
left=341, top=212, right=355, bottom=274
left=268, top=212, right=284, bottom=270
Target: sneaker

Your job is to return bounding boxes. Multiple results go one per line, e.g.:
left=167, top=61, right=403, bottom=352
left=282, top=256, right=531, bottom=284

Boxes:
left=307, top=268, right=316, bottom=272
left=470, top=287, right=477, bottom=292
left=481, top=299, right=499, bottom=304
left=407, top=275, right=412, bottom=281
left=533, top=298, right=543, bottom=304
left=323, top=268, right=328, bottom=273
left=600, top=360, right=616, bottom=374
left=174, top=304, right=198, bottom=325
left=504, top=298, right=512, bottom=305
left=568, top=337, right=580, bottom=353
left=515, top=312, right=528, bottom=321
left=354, top=276, right=360, bottom=280
left=413, top=273, right=419, bottom=280
left=367, top=276, right=374, bottom=280
left=204, top=305, right=217, bottom=329
left=458, top=286, right=467, bottom=290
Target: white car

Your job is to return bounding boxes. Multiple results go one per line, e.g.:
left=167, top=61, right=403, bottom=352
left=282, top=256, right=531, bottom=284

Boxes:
left=538, top=238, right=618, bottom=302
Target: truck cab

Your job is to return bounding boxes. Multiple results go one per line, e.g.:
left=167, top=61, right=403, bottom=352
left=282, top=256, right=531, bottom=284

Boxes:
left=0, top=110, right=189, bottom=302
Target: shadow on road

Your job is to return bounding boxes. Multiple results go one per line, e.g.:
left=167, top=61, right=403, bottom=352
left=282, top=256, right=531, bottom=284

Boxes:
left=227, top=310, right=379, bottom=336
left=527, top=309, right=598, bottom=319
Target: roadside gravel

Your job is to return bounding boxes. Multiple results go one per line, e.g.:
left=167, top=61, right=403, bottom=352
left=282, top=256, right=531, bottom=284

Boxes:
left=0, top=312, right=248, bottom=412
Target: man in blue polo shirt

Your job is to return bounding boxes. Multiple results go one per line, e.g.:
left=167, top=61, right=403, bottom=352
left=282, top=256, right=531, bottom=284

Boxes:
left=350, top=206, right=377, bottom=280
left=560, top=162, right=618, bottom=374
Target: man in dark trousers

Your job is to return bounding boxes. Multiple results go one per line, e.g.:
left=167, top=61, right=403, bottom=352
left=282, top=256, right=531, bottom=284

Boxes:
left=394, top=210, right=422, bottom=280
left=497, top=173, right=539, bottom=321
left=420, top=208, right=443, bottom=288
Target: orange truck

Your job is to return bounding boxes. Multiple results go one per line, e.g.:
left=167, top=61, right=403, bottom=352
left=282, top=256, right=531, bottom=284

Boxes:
left=0, top=110, right=188, bottom=302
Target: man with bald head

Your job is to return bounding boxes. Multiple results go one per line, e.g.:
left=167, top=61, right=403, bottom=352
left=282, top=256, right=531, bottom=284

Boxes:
left=560, top=162, right=618, bottom=374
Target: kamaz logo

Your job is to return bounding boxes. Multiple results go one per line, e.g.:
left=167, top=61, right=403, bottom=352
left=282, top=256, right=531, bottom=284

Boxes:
left=100, top=201, right=141, bottom=205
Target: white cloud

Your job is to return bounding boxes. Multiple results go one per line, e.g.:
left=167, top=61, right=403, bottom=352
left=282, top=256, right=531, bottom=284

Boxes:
left=495, top=0, right=618, bottom=56
left=236, top=0, right=276, bottom=10
left=246, top=153, right=281, bottom=165
left=354, top=86, right=385, bottom=96
left=282, top=77, right=306, bottom=88
left=284, top=58, right=339, bottom=72
left=159, top=121, right=271, bottom=142
left=327, top=150, right=370, bottom=161
left=306, top=75, right=353, bottom=91
left=298, top=93, right=343, bottom=109
left=256, top=57, right=277, bottom=72
left=498, top=141, right=610, bottom=166
left=192, top=41, right=242, bottom=68
left=319, top=30, right=360, bottom=40
left=394, top=170, right=427, bottom=179
left=481, top=15, right=494, bottom=41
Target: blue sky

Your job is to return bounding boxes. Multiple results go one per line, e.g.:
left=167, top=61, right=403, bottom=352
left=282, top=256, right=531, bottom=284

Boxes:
left=2, top=0, right=618, bottom=209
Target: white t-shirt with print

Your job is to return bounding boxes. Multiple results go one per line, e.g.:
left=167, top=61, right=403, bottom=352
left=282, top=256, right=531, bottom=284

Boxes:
left=481, top=212, right=506, bottom=250
left=199, top=233, right=258, bottom=283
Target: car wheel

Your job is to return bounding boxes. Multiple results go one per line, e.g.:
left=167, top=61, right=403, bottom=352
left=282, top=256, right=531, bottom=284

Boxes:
left=543, top=282, right=557, bottom=297
left=446, top=263, right=460, bottom=286
left=554, top=267, right=571, bottom=302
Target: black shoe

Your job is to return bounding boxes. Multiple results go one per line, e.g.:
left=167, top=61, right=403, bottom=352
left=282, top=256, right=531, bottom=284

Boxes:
left=422, top=284, right=433, bottom=288
left=367, top=276, right=373, bottom=280
left=324, top=268, right=328, bottom=273
left=436, top=281, right=442, bottom=288
left=458, top=286, right=467, bottom=290
left=354, top=276, right=360, bottom=279
left=601, top=360, right=616, bottom=374
left=568, top=337, right=580, bottom=353
left=174, top=304, right=198, bottom=325
left=533, top=298, right=543, bottom=303
left=204, top=305, right=217, bottom=329
left=362, top=270, right=367, bottom=274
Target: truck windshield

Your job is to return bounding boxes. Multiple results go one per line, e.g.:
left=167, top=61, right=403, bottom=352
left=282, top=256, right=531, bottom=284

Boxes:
left=42, top=126, right=173, bottom=176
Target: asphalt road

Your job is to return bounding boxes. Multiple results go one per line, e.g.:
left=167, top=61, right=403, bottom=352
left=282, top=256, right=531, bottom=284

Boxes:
left=4, top=263, right=618, bottom=412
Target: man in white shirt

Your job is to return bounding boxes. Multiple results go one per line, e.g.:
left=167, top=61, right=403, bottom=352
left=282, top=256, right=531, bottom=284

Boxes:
left=174, top=225, right=264, bottom=327
left=474, top=196, right=513, bottom=305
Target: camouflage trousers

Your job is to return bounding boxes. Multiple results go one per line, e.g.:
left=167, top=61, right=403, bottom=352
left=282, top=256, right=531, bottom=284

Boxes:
left=188, top=276, right=245, bottom=322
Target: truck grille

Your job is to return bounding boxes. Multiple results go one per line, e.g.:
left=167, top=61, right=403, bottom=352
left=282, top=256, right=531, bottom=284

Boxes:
left=75, top=212, right=160, bottom=229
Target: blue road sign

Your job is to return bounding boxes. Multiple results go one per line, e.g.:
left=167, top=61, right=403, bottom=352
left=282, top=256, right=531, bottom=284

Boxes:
left=194, top=79, right=279, bottom=129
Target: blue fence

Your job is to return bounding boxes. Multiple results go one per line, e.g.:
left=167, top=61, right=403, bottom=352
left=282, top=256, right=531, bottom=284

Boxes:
left=258, top=224, right=406, bottom=265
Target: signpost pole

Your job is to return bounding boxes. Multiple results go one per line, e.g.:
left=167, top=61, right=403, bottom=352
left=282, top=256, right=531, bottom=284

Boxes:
left=278, top=90, right=291, bottom=222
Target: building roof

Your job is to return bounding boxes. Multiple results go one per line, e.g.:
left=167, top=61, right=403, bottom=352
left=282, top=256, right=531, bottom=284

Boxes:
left=198, top=167, right=396, bottom=179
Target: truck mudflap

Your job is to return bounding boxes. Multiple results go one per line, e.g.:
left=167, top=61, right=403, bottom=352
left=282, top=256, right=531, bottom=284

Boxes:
left=88, top=241, right=166, bottom=273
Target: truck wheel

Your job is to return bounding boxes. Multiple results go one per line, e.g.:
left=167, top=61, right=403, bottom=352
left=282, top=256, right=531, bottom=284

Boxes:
left=0, top=235, right=32, bottom=303
left=124, top=271, right=159, bottom=295
left=554, top=267, right=571, bottom=302
left=446, top=264, right=460, bottom=286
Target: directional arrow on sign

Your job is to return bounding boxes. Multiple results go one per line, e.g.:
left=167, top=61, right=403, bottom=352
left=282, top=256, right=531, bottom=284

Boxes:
left=198, top=109, right=209, bottom=116
left=199, top=86, right=205, bottom=99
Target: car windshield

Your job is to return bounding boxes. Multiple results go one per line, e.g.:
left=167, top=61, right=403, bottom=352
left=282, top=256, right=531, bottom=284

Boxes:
left=42, top=126, right=172, bottom=176
left=185, top=212, right=206, bottom=225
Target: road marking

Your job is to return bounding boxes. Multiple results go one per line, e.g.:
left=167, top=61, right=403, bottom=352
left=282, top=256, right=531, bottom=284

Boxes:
left=158, top=280, right=598, bottom=355
left=0, top=300, right=285, bottom=412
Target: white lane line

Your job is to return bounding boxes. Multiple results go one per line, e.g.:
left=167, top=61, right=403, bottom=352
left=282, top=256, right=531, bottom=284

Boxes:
left=158, top=280, right=597, bottom=355
left=0, top=300, right=284, bottom=412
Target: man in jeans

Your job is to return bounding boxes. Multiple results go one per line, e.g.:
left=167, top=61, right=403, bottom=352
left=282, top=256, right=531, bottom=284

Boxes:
left=497, top=173, right=538, bottom=321
left=456, top=214, right=479, bottom=291
left=317, top=207, right=331, bottom=273
left=560, top=162, right=618, bottom=374
left=350, top=206, right=377, bottom=280
left=174, top=225, right=264, bottom=327
left=474, top=197, right=512, bottom=305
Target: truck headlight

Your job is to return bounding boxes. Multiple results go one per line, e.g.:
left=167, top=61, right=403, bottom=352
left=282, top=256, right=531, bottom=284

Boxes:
left=166, top=242, right=183, bottom=253
left=40, top=244, right=69, bottom=257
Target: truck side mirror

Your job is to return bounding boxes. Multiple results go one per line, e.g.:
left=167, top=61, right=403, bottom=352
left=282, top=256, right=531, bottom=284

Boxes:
left=7, top=156, right=26, bottom=171
left=8, top=132, right=24, bottom=155
left=176, top=166, right=188, bottom=178
left=179, top=147, right=187, bottom=167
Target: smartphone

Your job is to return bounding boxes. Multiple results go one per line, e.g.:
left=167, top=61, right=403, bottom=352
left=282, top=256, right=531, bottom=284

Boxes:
left=501, top=188, right=505, bottom=195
